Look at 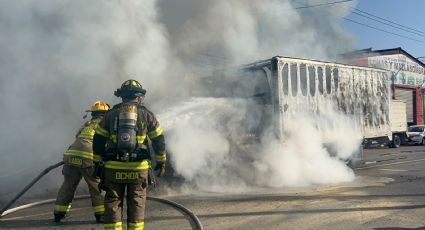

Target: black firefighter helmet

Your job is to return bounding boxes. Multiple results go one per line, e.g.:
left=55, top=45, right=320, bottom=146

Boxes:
left=114, top=79, right=147, bottom=98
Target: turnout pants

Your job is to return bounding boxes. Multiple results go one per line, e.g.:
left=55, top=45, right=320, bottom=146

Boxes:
left=103, top=169, right=148, bottom=230
left=54, top=164, right=104, bottom=216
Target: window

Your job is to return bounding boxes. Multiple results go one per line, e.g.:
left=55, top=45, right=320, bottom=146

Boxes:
left=318, top=67, right=323, bottom=95
left=408, top=126, right=424, bottom=132
left=290, top=64, right=298, bottom=96
left=308, top=66, right=316, bottom=96
left=282, top=63, right=289, bottom=96
left=326, top=66, right=332, bottom=94
left=300, top=64, right=307, bottom=96
left=333, top=68, right=339, bottom=92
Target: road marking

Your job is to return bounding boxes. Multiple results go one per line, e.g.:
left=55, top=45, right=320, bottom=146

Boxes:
left=378, top=169, right=407, bottom=172
left=357, top=158, right=425, bottom=170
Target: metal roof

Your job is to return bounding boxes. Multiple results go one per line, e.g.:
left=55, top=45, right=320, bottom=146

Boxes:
left=339, top=47, right=425, bottom=69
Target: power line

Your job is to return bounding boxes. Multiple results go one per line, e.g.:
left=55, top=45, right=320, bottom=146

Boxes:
left=335, top=3, right=425, bottom=43
left=291, top=0, right=425, bottom=46
left=292, top=0, right=354, bottom=10
left=350, top=10, right=425, bottom=39
left=344, top=18, right=425, bottom=44
left=352, top=8, right=425, bottom=36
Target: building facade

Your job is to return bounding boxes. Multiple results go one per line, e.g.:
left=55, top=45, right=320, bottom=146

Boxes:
left=340, top=47, right=425, bottom=125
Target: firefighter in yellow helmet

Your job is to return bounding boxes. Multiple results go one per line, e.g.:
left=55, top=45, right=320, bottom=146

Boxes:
left=54, top=101, right=110, bottom=223
left=93, top=79, right=166, bottom=230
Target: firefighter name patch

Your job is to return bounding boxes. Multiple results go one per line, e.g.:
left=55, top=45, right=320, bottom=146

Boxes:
left=121, top=105, right=136, bottom=113
left=68, top=157, right=82, bottom=166
left=115, top=172, right=139, bottom=180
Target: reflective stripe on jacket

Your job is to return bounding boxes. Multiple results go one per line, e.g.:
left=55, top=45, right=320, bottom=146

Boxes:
left=64, top=118, right=102, bottom=166
left=104, top=160, right=150, bottom=170
left=95, top=102, right=166, bottom=164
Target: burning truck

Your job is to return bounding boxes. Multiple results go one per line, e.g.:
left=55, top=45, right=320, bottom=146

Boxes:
left=193, top=56, right=408, bottom=165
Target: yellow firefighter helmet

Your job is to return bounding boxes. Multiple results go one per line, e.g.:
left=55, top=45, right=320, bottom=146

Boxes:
left=90, top=100, right=110, bottom=112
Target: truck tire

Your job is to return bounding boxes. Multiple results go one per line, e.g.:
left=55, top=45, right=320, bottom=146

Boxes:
left=391, top=134, right=401, bottom=148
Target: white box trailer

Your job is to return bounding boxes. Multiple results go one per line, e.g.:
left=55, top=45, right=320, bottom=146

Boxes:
left=201, top=56, right=407, bottom=161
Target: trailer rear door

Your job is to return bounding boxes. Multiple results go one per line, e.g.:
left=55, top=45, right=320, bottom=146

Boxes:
left=395, top=88, right=414, bottom=125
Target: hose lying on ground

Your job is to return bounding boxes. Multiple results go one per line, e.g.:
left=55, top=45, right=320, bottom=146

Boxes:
left=1, top=195, right=203, bottom=230
left=0, top=161, right=204, bottom=230
left=0, top=161, right=65, bottom=215
left=147, top=196, right=204, bottom=230
left=1, top=195, right=88, bottom=217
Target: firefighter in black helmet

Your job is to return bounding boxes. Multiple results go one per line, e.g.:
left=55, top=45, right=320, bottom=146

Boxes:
left=93, top=79, right=166, bottom=230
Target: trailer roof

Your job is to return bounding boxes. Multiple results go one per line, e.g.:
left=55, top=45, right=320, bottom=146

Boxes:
left=237, top=55, right=389, bottom=73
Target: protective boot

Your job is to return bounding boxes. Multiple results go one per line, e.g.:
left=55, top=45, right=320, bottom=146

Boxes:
left=54, top=213, right=65, bottom=223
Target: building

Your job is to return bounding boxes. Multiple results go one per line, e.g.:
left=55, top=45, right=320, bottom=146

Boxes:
left=339, top=47, right=425, bottom=125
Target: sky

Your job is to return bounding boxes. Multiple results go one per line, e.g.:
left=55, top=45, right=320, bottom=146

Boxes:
left=343, top=0, right=425, bottom=60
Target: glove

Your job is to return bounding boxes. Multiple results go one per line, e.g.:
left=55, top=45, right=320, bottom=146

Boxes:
left=94, top=162, right=106, bottom=192
left=93, top=162, right=104, bottom=179
left=98, top=181, right=107, bottom=192
left=154, top=162, right=166, bottom=177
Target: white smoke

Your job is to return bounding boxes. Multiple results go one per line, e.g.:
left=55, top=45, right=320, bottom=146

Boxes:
left=154, top=0, right=359, bottom=192
left=255, top=102, right=361, bottom=188
left=157, top=0, right=356, bottom=70
left=160, top=98, right=251, bottom=192
left=160, top=98, right=360, bottom=192
left=0, top=0, right=358, bottom=203
left=0, top=0, right=178, bottom=202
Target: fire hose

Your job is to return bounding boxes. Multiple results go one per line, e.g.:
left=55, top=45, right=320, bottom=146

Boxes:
left=0, top=161, right=65, bottom=216
left=0, top=161, right=203, bottom=230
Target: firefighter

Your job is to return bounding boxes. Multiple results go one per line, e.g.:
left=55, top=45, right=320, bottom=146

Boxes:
left=93, top=79, right=166, bottom=230
left=54, top=101, right=109, bottom=223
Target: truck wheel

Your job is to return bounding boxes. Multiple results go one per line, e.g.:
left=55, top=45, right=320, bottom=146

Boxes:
left=392, top=135, right=401, bottom=148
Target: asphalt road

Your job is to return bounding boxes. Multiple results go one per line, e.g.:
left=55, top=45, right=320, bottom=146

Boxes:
left=2, top=145, right=425, bottom=230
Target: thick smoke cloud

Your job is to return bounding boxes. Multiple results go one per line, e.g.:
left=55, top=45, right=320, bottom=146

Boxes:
left=154, top=0, right=359, bottom=192
left=0, top=0, right=358, bottom=203
left=157, top=0, right=356, bottom=71
left=0, top=0, right=179, bottom=203
left=160, top=98, right=360, bottom=192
